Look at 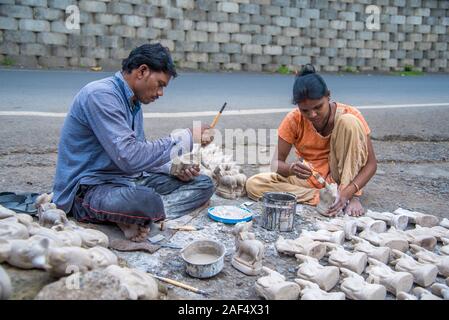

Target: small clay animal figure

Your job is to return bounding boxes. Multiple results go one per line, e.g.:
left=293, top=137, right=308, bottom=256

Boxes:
left=412, top=287, right=442, bottom=300
left=366, top=210, right=408, bottom=230
left=27, top=223, right=64, bottom=247
left=314, top=217, right=357, bottom=240
left=214, top=165, right=247, bottom=199
left=295, top=254, right=340, bottom=291
left=255, top=267, right=301, bottom=300
left=351, top=236, right=391, bottom=264
left=46, top=246, right=94, bottom=277
left=56, top=230, right=83, bottom=247
left=316, top=183, right=339, bottom=216
left=275, top=236, right=326, bottom=260
left=365, top=258, right=413, bottom=296
left=301, top=229, right=345, bottom=245
left=430, top=283, right=449, bottom=300
left=393, top=208, right=439, bottom=228
left=66, top=225, right=109, bottom=248
left=440, top=218, right=449, bottom=230
left=88, top=246, right=118, bottom=269
left=354, top=216, right=387, bottom=233
left=359, top=228, right=409, bottom=252
left=105, top=265, right=159, bottom=300
left=396, top=291, right=418, bottom=300
left=339, top=268, right=386, bottom=300
left=441, top=238, right=449, bottom=256
left=0, top=220, right=29, bottom=240
left=231, top=221, right=264, bottom=275
left=326, top=243, right=368, bottom=274
left=0, top=236, right=50, bottom=269
left=390, top=249, right=438, bottom=287
left=409, top=244, right=449, bottom=277
left=0, top=265, right=12, bottom=300
left=294, top=278, right=345, bottom=300
left=35, top=193, right=69, bottom=229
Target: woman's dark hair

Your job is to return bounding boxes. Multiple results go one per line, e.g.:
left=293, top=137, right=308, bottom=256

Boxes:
left=122, top=43, right=177, bottom=78
left=292, top=64, right=329, bottom=104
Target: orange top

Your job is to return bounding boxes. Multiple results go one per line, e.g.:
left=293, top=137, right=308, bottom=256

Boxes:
left=278, top=102, right=370, bottom=188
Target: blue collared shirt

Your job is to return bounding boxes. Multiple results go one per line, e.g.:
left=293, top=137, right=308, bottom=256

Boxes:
left=53, top=71, right=192, bottom=213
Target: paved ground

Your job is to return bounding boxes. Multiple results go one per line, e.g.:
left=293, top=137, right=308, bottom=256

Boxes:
left=1, top=68, right=449, bottom=300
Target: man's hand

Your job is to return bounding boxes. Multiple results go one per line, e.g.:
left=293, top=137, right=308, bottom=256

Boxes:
left=289, top=161, right=313, bottom=179
left=174, top=164, right=200, bottom=182
left=191, top=123, right=214, bottom=147
left=324, top=190, right=349, bottom=217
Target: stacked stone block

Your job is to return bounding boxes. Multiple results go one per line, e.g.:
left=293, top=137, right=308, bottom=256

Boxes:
left=0, top=0, right=447, bottom=72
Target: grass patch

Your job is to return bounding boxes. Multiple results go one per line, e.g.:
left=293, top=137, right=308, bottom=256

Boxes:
left=342, top=66, right=358, bottom=73
left=393, top=65, right=424, bottom=76
left=277, top=65, right=291, bottom=75
left=1, top=57, right=15, bottom=66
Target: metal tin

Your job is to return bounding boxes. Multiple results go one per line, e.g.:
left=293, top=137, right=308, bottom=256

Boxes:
left=181, top=240, right=226, bottom=279
left=262, top=192, right=296, bottom=232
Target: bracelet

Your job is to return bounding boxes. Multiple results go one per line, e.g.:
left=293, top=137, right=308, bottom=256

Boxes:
left=351, top=181, right=360, bottom=193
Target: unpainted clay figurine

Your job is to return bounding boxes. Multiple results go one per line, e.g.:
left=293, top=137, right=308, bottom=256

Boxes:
left=231, top=221, right=264, bottom=276
left=351, top=236, right=391, bottom=264
left=359, top=228, right=409, bottom=252
left=398, top=228, right=437, bottom=251
left=316, top=183, right=340, bottom=216
left=0, top=265, right=12, bottom=300
left=412, top=287, right=442, bottom=300
left=27, top=223, right=64, bottom=247
left=430, top=283, right=449, bottom=300
left=428, top=226, right=449, bottom=241
left=35, top=193, right=69, bottom=229
left=275, top=236, right=326, bottom=260
left=326, top=243, right=367, bottom=275
left=66, top=225, right=109, bottom=248
left=354, top=216, right=387, bottom=233
left=390, top=249, right=438, bottom=287
left=7, top=214, right=33, bottom=228
left=294, top=278, right=345, bottom=300
left=0, top=220, right=29, bottom=240
left=440, top=218, right=449, bottom=229
left=46, top=246, right=94, bottom=277
left=0, top=205, right=16, bottom=219
left=105, top=265, right=159, bottom=300
left=365, top=258, right=413, bottom=296
left=396, top=291, right=418, bottom=300
left=301, top=229, right=345, bottom=245
left=339, top=268, right=386, bottom=300
left=255, top=266, right=301, bottom=300
left=0, top=236, right=50, bottom=269
left=393, top=208, right=439, bottom=228
left=88, top=246, right=119, bottom=269
left=213, top=164, right=247, bottom=199
left=56, top=229, right=83, bottom=247
left=365, top=210, right=408, bottom=230
left=295, top=254, right=339, bottom=291
left=409, top=244, right=449, bottom=277
left=314, top=217, right=357, bottom=240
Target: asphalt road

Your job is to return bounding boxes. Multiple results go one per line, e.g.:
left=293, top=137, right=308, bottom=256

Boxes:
left=1, top=68, right=449, bottom=113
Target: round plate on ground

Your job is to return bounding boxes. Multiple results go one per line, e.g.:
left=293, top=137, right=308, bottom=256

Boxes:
left=208, top=205, right=253, bottom=224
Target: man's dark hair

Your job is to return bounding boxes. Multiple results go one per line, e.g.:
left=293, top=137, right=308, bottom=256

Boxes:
left=122, top=43, right=177, bottom=78
left=292, top=64, right=329, bottom=104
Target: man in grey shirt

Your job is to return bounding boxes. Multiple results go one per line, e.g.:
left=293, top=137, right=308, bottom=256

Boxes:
left=53, top=44, right=215, bottom=241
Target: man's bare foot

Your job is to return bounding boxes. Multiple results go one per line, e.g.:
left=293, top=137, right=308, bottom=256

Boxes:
left=117, top=223, right=150, bottom=242
left=344, top=197, right=365, bottom=217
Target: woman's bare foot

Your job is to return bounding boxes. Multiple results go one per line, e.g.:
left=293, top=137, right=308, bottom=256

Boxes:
left=117, top=223, right=150, bottom=242
left=344, top=197, right=365, bottom=217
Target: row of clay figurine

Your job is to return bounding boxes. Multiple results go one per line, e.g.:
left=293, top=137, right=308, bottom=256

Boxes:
left=0, top=194, right=161, bottom=300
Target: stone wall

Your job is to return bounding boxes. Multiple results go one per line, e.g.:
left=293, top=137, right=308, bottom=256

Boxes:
left=0, top=0, right=448, bottom=72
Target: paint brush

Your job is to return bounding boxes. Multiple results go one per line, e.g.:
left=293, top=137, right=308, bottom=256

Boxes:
left=300, top=159, right=329, bottom=188
left=149, top=273, right=209, bottom=296
left=209, top=102, right=227, bottom=128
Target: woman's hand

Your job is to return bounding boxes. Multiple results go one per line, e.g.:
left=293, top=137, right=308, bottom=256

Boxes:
left=324, top=189, right=350, bottom=217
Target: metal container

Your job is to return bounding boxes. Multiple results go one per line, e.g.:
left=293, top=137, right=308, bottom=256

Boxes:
left=180, top=240, right=226, bottom=279
left=262, top=192, right=296, bottom=232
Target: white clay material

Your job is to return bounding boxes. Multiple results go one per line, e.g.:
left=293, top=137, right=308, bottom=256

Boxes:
left=255, top=266, right=301, bottom=300
left=0, top=220, right=29, bottom=240
left=366, top=210, right=408, bottom=230
left=315, top=218, right=357, bottom=241
left=301, top=229, right=345, bottom=245
left=326, top=243, right=367, bottom=274
left=316, top=183, right=339, bottom=216
left=88, top=246, right=118, bottom=269
left=0, top=205, right=16, bottom=219
left=295, top=254, right=339, bottom=291
left=275, top=236, right=326, bottom=260
left=339, top=268, right=386, bottom=300
left=294, top=278, right=345, bottom=300
left=355, top=216, right=387, bottom=233
left=409, top=244, right=449, bottom=277
left=106, top=265, right=159, bottom=300
left=430, top=283, right=449, bottom=300
left=390, top=249, right=438, bottom=287
left=359, top=228, right=409, bottom=252
left=396, top=291, right=418, bottom=300
left=365, top=258, right=413, bottom=296
left=412, top=287, right=442, bottom=300
left=231, top=221, right=264, bottom=276
left=441, top=238, right=449, bottom=256
left=0, top=236, right=50, bottom=269
left=440, top=218, right=449, bottom=230
left=351, top=236, right=390, bottom=264
left=47, top=246, right=93, bottom=277
left=393, top=208, right=439, bottom=228
left=0, top=265, right=12, bottom=300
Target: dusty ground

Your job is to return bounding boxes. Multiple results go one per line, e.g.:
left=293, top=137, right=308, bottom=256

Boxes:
left=1, top=136, right=448, bottom=300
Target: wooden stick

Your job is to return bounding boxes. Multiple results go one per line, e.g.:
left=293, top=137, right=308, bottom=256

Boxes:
left=149, top=273, right=209, bottom=296
left=210, top=102, right=227, bottom=128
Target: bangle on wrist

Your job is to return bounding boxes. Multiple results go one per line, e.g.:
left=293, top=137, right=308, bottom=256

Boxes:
left=351, top=181, right=360, bottom=193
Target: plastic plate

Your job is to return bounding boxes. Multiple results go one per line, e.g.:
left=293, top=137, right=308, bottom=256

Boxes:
left=208, top=205, right=253, bottom=224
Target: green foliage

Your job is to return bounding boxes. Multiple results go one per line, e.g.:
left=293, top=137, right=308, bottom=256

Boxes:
left=343, top=66, right=358, bottom=73
left=1, top=57, right=15, bottom=66
left=277, top=65, right=291, bottom=75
